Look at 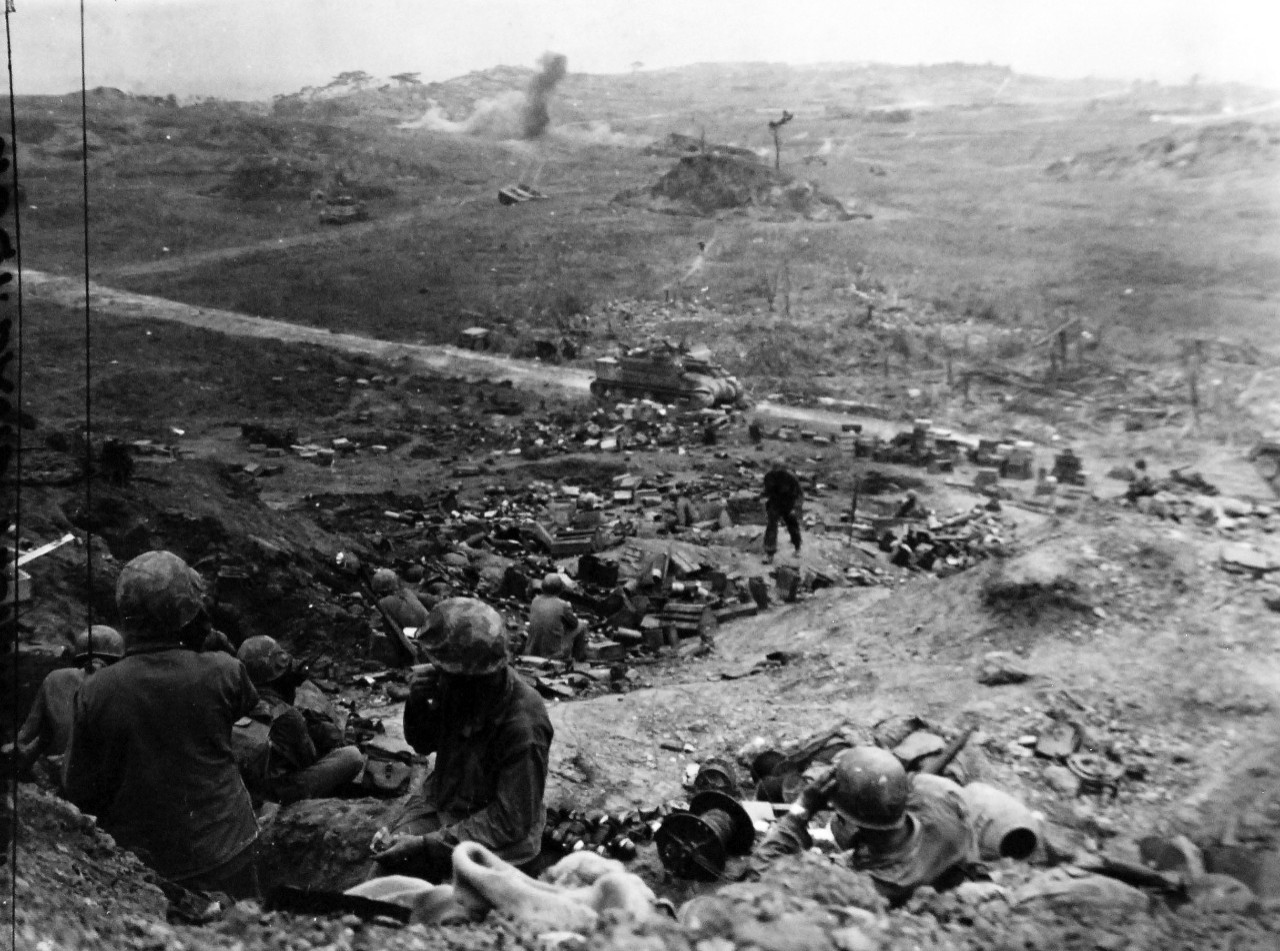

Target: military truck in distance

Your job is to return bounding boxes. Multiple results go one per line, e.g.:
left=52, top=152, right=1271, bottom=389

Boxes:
left=590, top=341, right=747, bottom=408
left=318, top=194, right=369, bottom=225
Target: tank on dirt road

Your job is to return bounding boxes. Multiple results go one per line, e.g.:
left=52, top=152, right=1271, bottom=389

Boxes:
left=590, top=341, right=747, bottom=408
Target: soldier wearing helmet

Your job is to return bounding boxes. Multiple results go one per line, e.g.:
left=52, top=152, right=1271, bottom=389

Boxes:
left=371, top=597, right=553, bottom=883
left=7, top=625, right=124, bottom=789
left=762, top=458, right=803, bottom=563
left=233, top=636, right=364, bottom=805
left=753, top=745, right=975, bottom=904
left=523, top=573, right=588, bottom=663
left=371, top=567, right=430, bottom=632
left=63, top=551, right=262, bottom=900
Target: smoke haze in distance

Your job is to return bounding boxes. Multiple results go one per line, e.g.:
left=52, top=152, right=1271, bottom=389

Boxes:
left=399, top=51, right=568, bottom=141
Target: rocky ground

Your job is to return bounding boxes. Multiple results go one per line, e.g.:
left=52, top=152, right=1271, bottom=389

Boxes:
left=5, top=282, right=1280, bottom=950
left=5, top=61, right=1280, bottom=951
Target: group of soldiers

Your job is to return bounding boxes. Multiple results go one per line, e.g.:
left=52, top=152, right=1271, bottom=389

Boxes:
left=8, top=549, right=562, bottom=901
left=8, top=458, right=1033, bottom=911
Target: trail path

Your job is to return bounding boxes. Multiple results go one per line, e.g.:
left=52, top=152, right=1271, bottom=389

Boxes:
left=101, top=208, right=431, bottom=279
left=25, top=268, right=589, bottom=394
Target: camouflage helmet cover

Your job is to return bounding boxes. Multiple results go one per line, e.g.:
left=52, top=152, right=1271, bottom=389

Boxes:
left=237, top=635, right=294, bottom=685
left=115, top=551, right=207, bottom=636
left=419, top=597, right=508, bottom=675
left=371, top=568, right=400, bottom=595
left=72, top=625, right=125, bottom=660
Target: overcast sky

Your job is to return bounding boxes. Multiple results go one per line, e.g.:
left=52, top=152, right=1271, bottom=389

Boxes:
left=12, top=0, right=1280, bottom=100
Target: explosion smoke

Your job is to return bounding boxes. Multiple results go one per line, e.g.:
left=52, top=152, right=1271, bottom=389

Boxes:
left=398, top=52, right=568, bottom=140
left=521, top=52, right=568, bottom=138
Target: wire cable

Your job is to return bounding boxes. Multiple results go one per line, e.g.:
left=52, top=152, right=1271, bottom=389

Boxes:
left=79, top=0, right=93, bottom=634
left=3, top=0, right=24, bottom=933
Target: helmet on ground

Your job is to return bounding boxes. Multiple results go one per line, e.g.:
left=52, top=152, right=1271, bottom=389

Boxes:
left=830, top=746, right=910, bottom=831
left=371, top=568, right=400, bottom=595
left=72, top=625, right=125, bottom=660
left=541, top=573, right=565, bottom=595
left=237, top=635, right=294, bottom=686
left=419, top=597, right=508, bottom=675
left=116, top=551, right=207, bottom=637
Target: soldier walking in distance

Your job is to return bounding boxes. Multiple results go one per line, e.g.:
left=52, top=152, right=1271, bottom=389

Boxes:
left=762, top=458, right=803, bottom=563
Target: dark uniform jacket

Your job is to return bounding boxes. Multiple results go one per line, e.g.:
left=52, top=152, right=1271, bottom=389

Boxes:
left=378, top=590, right=430, bottom=632
left=403, top=667, right=553, bottom=865
left=17, top=667, right=85, bottom=763
left=755, top=777, right=975, bottom=905
left=233, top=686, right=343, bottom=800
left=64, top=644, right=260, bottom=882
left=763, top=469, right=803, bottom=510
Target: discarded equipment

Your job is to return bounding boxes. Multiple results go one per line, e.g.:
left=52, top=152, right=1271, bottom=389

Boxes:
left=266, top=885, right=410, bottom=923
left=1052, top=448, right=1087, bottom=486
left=1066, top=751, right=1124, bottom=799
left=458, top=327, right=491, bottom=351
left=590, top=341, right=746, bottom=408
left=692, top=758, right=741, bottom=797
left=961, top=782, right=1041, bottom=861
left=655, top=790, right=755, bottom=880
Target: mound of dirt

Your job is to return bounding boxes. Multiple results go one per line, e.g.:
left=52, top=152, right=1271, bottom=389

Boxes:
left=1047, top=121, right=1280, bottom=179
left=616, top=152, right=854, bottom=221
left=980, top=546, right=1095, bottom=622
left=7, top=785, right=169, bottom=943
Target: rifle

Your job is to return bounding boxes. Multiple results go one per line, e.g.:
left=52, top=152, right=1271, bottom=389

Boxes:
left=916, top=726, right=975, bottom=777
left=266, top=885, right=409, bottom=924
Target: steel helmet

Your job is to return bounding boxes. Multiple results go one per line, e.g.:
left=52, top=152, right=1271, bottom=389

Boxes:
left=371, top=568, right=400, bottom=595
left=72, top=625, right=125, bottom=660
left=116, top=551, right=207, bottom=637
left=419, top=597, right=508, bottom=675
left=541, top=573, right=565, bottom=595
left=830, top=746, right=910, bottom=831
left=237, top=635, right=293, bottom=686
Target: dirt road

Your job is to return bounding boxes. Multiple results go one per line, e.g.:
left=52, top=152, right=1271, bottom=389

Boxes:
left=24, top=268, right=591, bottom=395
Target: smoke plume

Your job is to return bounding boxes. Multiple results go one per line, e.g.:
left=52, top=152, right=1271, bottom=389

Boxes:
left=398, top=52, right=567, bottom=140
left=521, top=52, right=568, bottom=138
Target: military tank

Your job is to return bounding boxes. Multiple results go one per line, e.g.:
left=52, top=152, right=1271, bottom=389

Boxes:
left=590, top=341, right=746, bottom=408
